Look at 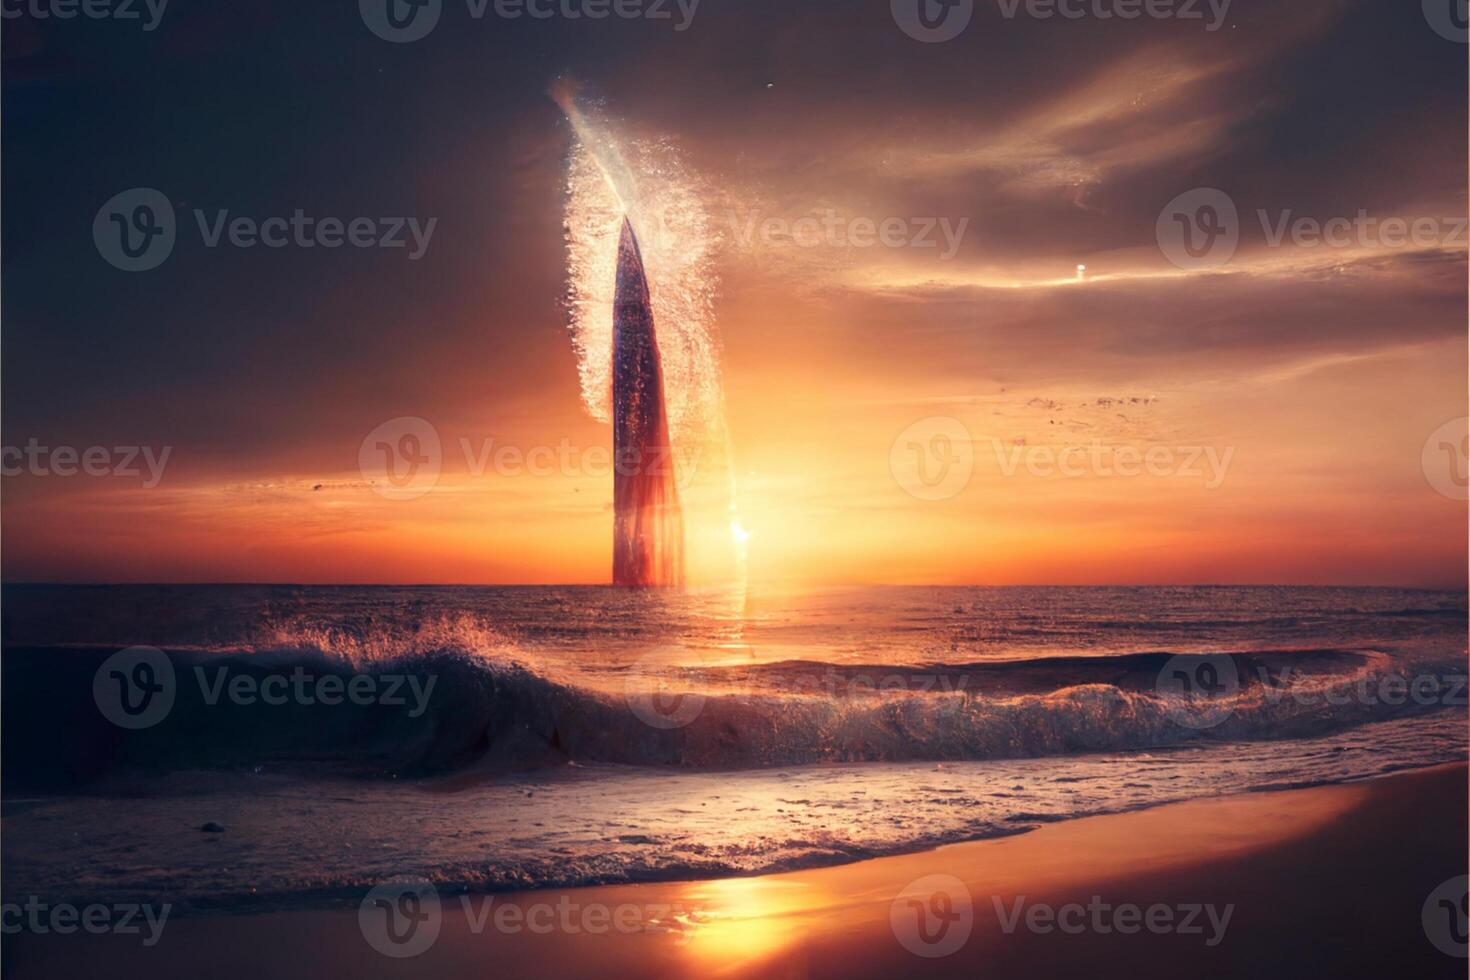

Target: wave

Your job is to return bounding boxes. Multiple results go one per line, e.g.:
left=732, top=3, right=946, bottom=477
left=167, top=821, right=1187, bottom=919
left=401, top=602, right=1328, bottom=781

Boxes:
left=1362, top=606, right=1467, bottom=618
left=5, top=715, right=1466, bottom=916
left=4, top=636, right=1464, bottom=791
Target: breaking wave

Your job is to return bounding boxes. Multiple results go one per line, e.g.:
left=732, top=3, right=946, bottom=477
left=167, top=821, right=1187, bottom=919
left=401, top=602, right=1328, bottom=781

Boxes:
left=5, top=633, right=1463, bottom=790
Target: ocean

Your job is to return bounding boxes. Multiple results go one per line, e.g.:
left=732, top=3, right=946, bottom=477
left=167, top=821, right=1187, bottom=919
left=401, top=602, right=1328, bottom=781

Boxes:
left=2, top=584, right=1466, bottom=914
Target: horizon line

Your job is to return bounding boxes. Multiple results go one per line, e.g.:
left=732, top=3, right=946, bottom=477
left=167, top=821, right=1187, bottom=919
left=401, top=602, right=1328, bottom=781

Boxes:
left=2, top=581, right=1465, bottom=592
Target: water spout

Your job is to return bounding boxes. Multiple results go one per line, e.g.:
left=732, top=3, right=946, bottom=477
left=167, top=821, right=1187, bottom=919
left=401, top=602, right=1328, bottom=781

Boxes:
left=612, top=217, right=685, bottom=587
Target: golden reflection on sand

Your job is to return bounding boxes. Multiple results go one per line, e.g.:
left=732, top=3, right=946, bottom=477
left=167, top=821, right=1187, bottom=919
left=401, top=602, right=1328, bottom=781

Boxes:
left=673, top=877, right=840, bottom=973
left=656, top=778, right=1370, bottom=976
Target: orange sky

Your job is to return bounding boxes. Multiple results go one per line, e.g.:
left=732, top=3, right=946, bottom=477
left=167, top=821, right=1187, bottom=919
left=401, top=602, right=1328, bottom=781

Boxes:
left=3, top=0, right=1466, bottom=587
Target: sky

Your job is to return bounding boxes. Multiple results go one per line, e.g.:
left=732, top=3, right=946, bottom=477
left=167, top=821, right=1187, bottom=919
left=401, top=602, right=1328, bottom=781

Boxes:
left=2, top=0, right=1466, bottom=586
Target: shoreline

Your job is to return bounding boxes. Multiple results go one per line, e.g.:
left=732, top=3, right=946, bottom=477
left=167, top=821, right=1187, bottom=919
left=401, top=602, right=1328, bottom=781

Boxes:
left=4, top=711, right=1465, bottom=916
left=5, top=761, right=1465, bottom=979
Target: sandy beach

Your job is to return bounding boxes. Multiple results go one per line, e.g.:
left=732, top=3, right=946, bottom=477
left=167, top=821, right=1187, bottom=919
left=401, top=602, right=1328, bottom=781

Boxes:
left=5, top=762, right=1465, bottom=980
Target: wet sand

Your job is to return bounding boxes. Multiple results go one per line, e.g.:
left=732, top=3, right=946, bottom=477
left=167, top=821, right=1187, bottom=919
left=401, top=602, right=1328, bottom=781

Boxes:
left=5, top=763, right=1466, bottom=980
